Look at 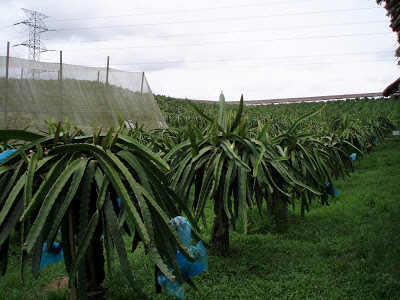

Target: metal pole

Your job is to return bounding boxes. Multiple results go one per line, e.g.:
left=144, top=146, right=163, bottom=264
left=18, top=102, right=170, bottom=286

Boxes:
left=140, top=72, right=144, bottom=94
left=4, top=42, right=10, bottom=128
left=20, top=69, right=24, bottom=93
left=105, top=56, right=110, bottom=124
left=59, top=51, right=62, bottom=122
left=106, top=56, right=109, bottom=86
left=97, top=71, right=100, bottom=82
left=105, top=56, right=109, bottom=103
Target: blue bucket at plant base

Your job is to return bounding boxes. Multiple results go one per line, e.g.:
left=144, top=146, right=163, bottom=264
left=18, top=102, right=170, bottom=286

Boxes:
left=158, top=216, right=208, bottom=299
left=349, top=153, right=356, bottom=161
left=326, top=183, right=338, bottom=196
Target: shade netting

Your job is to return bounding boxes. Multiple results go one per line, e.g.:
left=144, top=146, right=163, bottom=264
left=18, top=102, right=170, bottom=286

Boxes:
left=0, top=56, right=167, bottom=133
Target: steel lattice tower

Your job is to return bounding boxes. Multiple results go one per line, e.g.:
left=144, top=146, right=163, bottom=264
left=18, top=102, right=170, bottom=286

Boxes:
left=19, top=8, right=49, bottom=62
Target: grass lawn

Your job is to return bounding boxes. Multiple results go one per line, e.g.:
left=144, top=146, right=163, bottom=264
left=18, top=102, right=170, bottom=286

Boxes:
left=1, top=137, right=399, bottom=299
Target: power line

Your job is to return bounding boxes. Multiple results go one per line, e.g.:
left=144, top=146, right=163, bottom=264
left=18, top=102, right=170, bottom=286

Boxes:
left=4, top=51, right=393, bottom=72
left=57, top=32, right=393, bottom=52
left=13, top=50, right=392, bottom=63
left=0, top=29, right=56, bottom=44
left=110, top=51, right=394, bottom=66
left=124, top=58, right=395, bottom=71
left=42, top=30, right=58, bottom=40
left=58, top=58, right=391, bottom=71
left=0, top=25, right=15, bottom=30
left=12, top=25, right=28, bottom=34
left=47, top=0, right=312, bottom=22
left=10, top=46, right=26, bottom=57
left=45, top=20, right=388, bottom=45
left=0, top=35, right=28, bottom=43
left=55, top=7, right=382, bottom=31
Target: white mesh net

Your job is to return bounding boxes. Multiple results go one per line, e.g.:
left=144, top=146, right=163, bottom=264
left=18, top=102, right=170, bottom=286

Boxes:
left=0, top=56, right=167, bottom=133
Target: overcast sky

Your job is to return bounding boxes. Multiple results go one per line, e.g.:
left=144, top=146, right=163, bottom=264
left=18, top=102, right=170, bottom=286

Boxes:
left=0, top=0, right=399, bottom=101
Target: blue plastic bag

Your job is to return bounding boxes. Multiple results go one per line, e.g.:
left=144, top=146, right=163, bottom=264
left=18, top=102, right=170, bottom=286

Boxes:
left=189, top=241, right=208, bottom=273
left=111, top=198, right=121, bottom=209
left=177, top=241, right=208, bottom=281
left=158, top=270, right=185, bottom=299
left=170, top=216, right=208, bottom=275
left=326, top=183, right=338, bottom=196
left=0, top=149, right=17, bottom=163
left=1, top=151, right=64, bottom=270
left=349, top=153, right=356, bottom=161
left=171, top=216, right=192, bottom=247
left=158, top=216, right=208, bottom=298
left=40, top=242, right=63, bottom=270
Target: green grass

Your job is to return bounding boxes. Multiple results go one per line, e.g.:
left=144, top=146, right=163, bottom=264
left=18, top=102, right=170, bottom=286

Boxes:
left=1, top=138, right=399, bottom=299
left=0, top=238, right=69, bottom=300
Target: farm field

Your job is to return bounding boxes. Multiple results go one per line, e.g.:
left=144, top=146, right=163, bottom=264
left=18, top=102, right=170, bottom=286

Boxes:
left=0, top=95, right=399, bottom=299
left=0, top=136, right=399, bottom=299
left=155, top=94, right=399, bottom=130
left=149, top=138, right=400, bottom=299
left=2, top=0, right=400, bottom=298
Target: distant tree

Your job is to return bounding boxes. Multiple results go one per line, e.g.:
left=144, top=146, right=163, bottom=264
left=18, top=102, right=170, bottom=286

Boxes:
left=377, top=1, right=400, bottom=96
left=377, top=0, right=400, bottom=61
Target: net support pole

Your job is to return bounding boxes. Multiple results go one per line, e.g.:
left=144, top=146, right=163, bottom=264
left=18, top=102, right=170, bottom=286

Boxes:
left=105, top=56, right=110, bottom=123
left=141, top=72, right=144, bottom=94
left=106, top=56, right=110, bottom=87
left=59, top=51, right=63, bottom=122
left=4, top=42, right=10, bottom=128
left=20, top=69, right=24, bottom=93
left=105, top=56, right=110, bottom=99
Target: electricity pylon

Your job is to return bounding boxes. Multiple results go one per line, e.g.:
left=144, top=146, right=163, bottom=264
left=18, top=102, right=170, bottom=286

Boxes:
left=19, top=8, right=49, bottom=61
left=15, top=9, right=49, bottom=77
